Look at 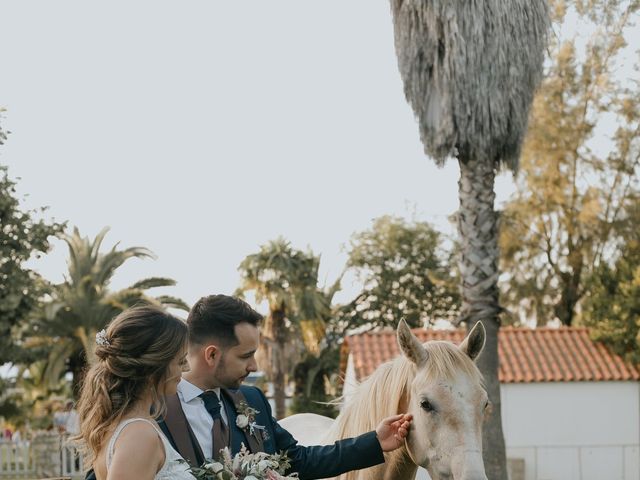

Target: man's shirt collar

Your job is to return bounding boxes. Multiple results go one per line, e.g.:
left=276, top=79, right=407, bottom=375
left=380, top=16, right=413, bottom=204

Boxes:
left=178, top=378, right=221, bottom=403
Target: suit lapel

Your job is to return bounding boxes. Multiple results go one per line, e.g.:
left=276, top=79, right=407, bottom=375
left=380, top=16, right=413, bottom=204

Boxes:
left=164, top=393, right=204, bottom=466
left=222, top=389, right=265, bottom=454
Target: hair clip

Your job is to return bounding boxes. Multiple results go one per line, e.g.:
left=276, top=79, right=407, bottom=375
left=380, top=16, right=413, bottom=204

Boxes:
left=96, top=329, right=110, bottom=346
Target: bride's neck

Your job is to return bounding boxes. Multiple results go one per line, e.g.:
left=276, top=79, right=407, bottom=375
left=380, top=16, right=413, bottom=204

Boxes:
left=124, top=393, right=154, bottom=419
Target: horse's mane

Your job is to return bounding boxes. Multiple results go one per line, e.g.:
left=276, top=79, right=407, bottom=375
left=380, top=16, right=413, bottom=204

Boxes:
left=326, top=340, right=483, bottom=480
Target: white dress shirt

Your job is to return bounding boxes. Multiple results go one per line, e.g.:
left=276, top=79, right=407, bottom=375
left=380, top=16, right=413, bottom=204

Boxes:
left=177, top=378, right=228, bottom=458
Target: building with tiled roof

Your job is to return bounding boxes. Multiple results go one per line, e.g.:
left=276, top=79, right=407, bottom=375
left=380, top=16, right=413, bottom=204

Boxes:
left=340, top=326, right=640, bottom=384
left=340, top=326, right=640, bottom=480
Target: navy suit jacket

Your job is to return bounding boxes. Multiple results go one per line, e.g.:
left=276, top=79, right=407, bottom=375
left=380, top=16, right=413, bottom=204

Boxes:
left=237, top=386, right=384, bottom=478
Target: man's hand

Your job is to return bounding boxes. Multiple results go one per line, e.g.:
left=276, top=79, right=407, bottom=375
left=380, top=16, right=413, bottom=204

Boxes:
left=375, top=413, right=413, bottom=452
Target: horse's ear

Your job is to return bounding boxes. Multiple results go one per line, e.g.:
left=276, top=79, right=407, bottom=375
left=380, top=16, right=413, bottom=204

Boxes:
left=397, top=319, right=428, bottom=366
left=460, top=321, right=486, bottom=361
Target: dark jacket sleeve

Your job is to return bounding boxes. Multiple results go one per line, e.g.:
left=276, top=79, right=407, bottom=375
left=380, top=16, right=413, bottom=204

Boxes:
left=84, top=469, right=96, bottom=480
left=255, top=389, right=385, bottom=480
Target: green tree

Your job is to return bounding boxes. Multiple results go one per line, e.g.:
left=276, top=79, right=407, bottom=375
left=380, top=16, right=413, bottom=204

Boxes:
left=583, top=201, right=640, bottom=363
left=3, top=361, right=72, bottom=427
left=237, top=238, right=336, bottom=419
left=30, top=227, right=189, bottom=395
left=0, top=161, right=65, bottom=365
left=500, top=0, right=640, bottom=327
left=339, top=215, right=459, bottom=331
left=389, top=1, right=549, bottom=477
left=290, top=347, right=340, bottom=418
left=0, top=377, right=24, bottom=420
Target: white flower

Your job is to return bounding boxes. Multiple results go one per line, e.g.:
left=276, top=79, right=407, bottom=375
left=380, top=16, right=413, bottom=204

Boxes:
left=245, top=476, right=259, bottom=480
left=236, top=414, right=249, bottom=429
left=257, top=459, right=271, bottom=472
left=204, top=462, right=224, bottom=474
left=232, top=451, right=242, bottom=472
left=220, top=447, right=233, bottom=465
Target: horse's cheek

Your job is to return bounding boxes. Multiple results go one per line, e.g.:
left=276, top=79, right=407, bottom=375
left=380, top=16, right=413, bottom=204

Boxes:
left=410, top=414, right=436, bottom=466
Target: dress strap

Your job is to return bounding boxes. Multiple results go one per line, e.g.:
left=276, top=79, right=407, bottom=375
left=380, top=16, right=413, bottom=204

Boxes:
left=106, top=418, right=165, bottom=469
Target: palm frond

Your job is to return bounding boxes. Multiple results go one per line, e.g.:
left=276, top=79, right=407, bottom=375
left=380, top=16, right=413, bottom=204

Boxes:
left=106, top=288, right=148, bottom=310
left=155, top=295, right=190, bottom=312
left=389, top=0, right=549, bottom=169
left=323, top=265, right=344, bottom=304
left=94, top=246, right=155, bottom=287
left=128, top=277, right=177, bottom=290
left=90, top=227, right=111, bottom=262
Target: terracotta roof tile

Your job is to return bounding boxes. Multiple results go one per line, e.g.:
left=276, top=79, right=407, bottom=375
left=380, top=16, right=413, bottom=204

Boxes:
left=341, top=326, right=640, bottom=384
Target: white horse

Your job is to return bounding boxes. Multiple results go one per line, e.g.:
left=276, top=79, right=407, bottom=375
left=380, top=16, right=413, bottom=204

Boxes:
left=280, top=320, right=489, bottom=480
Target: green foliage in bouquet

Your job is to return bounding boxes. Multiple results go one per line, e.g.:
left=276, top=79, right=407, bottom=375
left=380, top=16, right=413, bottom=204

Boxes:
left=187, top=445, right=298, bottom=480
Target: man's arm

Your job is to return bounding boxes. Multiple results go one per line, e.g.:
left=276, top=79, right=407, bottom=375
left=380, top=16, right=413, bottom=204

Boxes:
left=278, top=427, right=385, bottom=480
left=254, top=389, right=385, bottom=480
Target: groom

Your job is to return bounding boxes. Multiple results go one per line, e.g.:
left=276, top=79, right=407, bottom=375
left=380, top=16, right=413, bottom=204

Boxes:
left=157, top=294, right=409, bottom=479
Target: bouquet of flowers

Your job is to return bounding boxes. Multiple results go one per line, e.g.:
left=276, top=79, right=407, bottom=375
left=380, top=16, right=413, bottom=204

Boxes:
left=187, top=445, right=298, bottom=480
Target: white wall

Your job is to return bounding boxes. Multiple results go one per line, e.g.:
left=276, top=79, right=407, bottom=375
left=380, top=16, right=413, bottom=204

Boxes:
left=502, top=382, right=640, bottom=480
left=342, top=354, right=358, bottom=404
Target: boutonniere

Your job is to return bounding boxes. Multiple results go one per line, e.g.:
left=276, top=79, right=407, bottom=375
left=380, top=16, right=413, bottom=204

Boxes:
left=235, top=401, right=266, bottom=438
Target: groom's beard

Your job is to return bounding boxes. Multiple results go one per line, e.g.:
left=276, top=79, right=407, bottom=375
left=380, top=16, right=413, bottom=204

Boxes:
left=213, top=353, right=247, bottom=389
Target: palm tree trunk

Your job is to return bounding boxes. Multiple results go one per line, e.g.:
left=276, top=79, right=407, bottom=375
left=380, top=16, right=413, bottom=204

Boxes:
left=269, top=308, right=288, bottom=419
left=71, top=327, right=98, bottom=398
left=458, top=158, right=508, bottom=480
left=68, top=349, right=86, bottom=399
left=75, top=327, right=98, bottom=366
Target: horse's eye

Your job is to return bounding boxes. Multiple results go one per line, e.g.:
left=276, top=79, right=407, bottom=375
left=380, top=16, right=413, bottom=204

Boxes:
left=420, top=399, right=436, bottom=413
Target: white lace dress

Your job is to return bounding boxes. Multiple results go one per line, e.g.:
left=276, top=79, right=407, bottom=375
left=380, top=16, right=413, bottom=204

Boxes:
left=106, top=418, right=194, bottom=479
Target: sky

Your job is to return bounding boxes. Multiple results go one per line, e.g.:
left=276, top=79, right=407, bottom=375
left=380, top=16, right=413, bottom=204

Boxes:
left=1, top=1, right=531, bottom=313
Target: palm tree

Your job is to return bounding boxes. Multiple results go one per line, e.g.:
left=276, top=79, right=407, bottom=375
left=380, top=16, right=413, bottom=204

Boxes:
left=389, top=2, right=549, bottom=477
left=237, top=238, right=335, bottom=419
left=31, top=227, right=189, bottom=395
left=13, top=361, right=71, bottom=415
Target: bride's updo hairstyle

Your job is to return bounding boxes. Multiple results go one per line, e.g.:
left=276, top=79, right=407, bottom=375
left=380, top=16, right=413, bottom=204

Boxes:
left=75, top=304, right=187, bottom=464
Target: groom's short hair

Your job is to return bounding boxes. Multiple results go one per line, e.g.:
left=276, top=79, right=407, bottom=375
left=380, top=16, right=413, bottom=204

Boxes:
left=187, top=294, right=262, bottom=347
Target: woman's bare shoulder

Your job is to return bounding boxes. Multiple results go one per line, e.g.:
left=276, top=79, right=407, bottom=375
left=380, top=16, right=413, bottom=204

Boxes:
left=113, top=420, right=163, bottom=452
left=107, top=420, right=164, bottom=479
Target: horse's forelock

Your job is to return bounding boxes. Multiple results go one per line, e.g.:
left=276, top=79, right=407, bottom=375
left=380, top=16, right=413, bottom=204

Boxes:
left=422, top=341, right=484, bottom=387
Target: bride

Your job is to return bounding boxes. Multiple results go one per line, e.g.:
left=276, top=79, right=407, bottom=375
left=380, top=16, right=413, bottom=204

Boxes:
left=75, top=305, right=193, bottom=479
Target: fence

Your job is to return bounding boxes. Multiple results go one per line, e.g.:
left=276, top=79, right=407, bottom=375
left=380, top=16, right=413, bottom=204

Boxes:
left=0, top=440, right=32, bottom=478
left=0, top=434, right=83, bottom=480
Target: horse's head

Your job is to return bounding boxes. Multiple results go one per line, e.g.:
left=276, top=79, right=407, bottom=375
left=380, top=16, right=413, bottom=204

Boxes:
left=397, top=320, right=489, bottom=480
